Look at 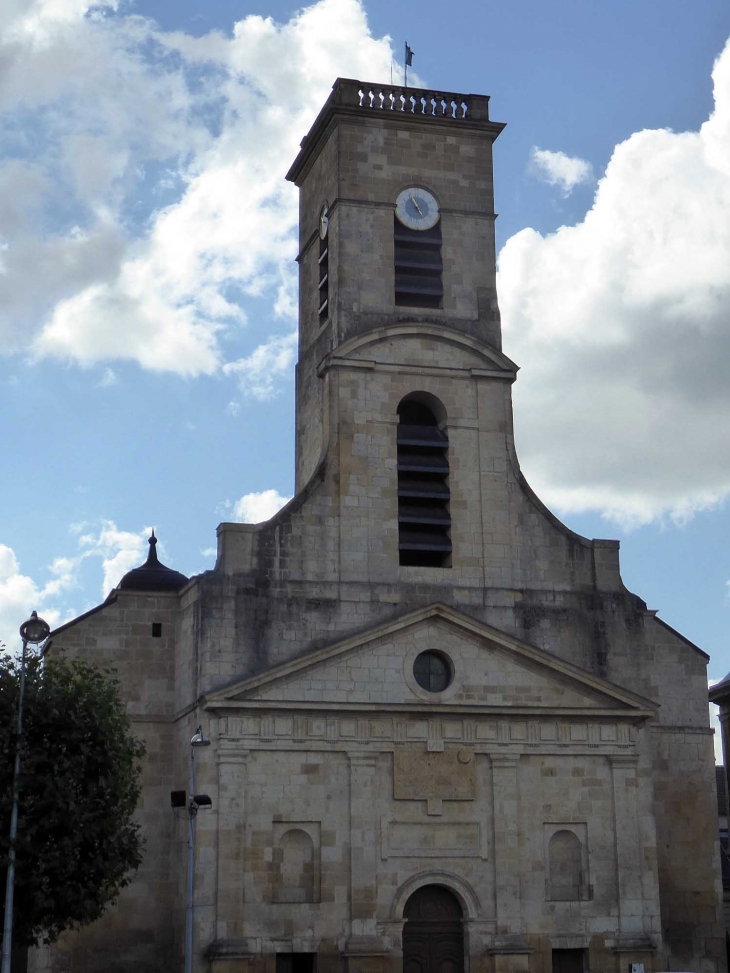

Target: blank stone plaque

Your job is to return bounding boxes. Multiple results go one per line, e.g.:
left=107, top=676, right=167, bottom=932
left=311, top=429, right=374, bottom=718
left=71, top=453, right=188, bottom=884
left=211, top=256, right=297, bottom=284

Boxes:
left=393, top=748, right=475, bottom=801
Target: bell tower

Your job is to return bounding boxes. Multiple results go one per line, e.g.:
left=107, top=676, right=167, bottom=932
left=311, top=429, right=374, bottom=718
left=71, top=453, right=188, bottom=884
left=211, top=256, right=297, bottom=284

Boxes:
left=286, top=78, right=506, bottom=489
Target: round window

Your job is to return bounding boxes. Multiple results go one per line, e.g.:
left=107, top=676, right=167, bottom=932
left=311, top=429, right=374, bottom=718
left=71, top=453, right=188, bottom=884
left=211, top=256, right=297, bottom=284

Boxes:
left=413, top=651, right=453, bottom=693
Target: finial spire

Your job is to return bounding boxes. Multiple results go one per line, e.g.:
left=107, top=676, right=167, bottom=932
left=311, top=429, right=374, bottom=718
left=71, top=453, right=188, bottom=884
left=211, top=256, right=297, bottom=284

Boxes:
left=147, top=529, right=159, bottom=564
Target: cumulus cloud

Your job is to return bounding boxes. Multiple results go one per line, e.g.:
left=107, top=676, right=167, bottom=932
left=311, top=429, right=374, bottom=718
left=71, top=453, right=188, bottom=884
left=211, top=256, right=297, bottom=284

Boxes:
left=499, top=37, right=730, bottom=527
left=529, top=147, right=593, bottom=195
left=0, top=6, right=204, bottom=359
left=0, top=544, right=68, bottom=652
left=0, top=0, right=402, bottom=379
left=77, top=521, right=151, bottom=596
left=1, top=0, right=120, bottom=39
left=230, top=489, right=292, bottom=523
left=223, top=332, right=298, bottom=400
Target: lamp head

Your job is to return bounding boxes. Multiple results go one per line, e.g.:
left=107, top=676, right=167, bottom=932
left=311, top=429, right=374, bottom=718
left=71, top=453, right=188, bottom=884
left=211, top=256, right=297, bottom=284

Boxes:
left=190, top=726, right=210, bottom=748
left=19, top=611, right=51, bottom=645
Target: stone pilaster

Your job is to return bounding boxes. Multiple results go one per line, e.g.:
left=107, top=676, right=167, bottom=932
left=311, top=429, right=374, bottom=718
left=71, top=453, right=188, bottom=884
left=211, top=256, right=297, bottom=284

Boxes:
left=216, top=747, right=250, bottom=940
left=609, top=753, right=656, bottom=966
left=489, top=755, right=530, bottom=972
left=491, top=755, right=522, bottom=936
left=610, top=755, right=644, bottom=937
left=347, top=753, right=381, bottom=950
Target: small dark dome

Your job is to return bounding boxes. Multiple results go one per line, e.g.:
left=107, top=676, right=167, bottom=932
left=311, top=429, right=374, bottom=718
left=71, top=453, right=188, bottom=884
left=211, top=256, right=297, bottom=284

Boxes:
left=118, top=530, right=189, bottom=592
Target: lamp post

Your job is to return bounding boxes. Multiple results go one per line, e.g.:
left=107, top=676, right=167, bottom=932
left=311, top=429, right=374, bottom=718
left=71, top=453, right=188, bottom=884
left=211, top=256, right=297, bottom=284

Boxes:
left=184, top=726, right=210, bottom=973
left=1, top=611, right=51, bottom=973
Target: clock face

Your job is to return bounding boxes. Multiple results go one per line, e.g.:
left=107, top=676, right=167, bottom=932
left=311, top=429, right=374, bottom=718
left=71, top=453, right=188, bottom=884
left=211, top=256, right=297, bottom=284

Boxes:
left=395, top=187, right=440, bottom=231
left=319, top=202, right=329, bottom=240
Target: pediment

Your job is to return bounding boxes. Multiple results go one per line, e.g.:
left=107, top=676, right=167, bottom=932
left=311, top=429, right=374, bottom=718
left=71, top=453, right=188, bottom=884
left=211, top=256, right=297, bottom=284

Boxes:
left=205, top=604, right=655, bottom=718
left=319, top=324, right=518, bottom=377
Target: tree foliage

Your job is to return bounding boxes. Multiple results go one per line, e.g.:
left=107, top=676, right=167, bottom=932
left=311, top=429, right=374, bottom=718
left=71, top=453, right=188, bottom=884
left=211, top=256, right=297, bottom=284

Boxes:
left=0, top=653, right=145, bottom=949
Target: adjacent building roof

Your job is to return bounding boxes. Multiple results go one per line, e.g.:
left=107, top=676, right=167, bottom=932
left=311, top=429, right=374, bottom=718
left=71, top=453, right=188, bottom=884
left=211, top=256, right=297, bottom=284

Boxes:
left=710, top=672, right=730, bottom=703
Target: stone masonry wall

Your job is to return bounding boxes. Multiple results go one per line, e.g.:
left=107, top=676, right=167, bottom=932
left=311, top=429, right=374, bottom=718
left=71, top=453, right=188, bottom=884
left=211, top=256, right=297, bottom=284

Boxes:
left=28, top=591, right=182, bottom=973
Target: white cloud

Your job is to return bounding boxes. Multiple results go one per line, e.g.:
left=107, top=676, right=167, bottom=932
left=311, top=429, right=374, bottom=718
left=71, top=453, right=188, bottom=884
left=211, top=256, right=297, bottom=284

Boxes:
left=0, top=0, right=403, bottom=376
left=0, top=0, right=120, bottom=42
left=223, top=331, right=298, bottom=400
left=230, top=489, right=292, bottom=523
left=0, top=544, right=67, bottom=652
left=97, top=366, right=117, bottom=387
left=529, top=147, right=593, bottom=196
left=499, top=36, right=730, bottom=528
left=77, top=521, right=154, bottom=595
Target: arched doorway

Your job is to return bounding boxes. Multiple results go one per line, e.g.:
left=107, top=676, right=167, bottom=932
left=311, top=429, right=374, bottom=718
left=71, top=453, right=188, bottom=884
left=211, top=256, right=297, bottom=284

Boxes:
left=402, top=885, right=464, bottom=973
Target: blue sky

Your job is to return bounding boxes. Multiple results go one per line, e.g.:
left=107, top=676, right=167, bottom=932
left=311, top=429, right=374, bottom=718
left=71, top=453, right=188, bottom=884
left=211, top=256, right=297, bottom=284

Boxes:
left=2, top=0, right=730, bottom=747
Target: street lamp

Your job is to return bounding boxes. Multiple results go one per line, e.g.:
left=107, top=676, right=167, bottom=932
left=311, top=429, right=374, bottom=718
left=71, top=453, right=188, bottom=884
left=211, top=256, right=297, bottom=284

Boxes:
left=1, top=611, right=51, bottom=973
left=184, top=726, right=211, bottom=973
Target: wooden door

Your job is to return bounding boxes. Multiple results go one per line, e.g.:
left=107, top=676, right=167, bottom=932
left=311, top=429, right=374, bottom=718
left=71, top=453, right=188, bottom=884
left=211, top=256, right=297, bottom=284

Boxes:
left=403, top=886, right=464, bottom=973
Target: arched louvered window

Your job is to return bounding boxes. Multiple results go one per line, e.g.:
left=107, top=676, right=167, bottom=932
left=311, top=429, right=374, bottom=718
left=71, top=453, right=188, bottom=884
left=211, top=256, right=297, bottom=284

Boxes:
left=318, top=233, right=329, bottom=325
left=397, top=395, right=451, bottom=567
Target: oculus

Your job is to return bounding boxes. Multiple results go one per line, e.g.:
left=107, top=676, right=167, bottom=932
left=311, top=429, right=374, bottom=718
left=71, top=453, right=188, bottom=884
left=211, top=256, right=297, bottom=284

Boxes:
left=413, top=650, right=453, bottom=693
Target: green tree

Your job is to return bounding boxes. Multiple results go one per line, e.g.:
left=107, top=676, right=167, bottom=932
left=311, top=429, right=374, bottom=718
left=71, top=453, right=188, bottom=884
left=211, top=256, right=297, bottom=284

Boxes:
left=0, top=653, right=145, bottom=949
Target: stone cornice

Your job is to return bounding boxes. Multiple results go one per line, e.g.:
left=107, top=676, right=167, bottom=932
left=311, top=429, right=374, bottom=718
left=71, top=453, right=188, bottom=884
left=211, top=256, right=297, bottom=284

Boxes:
left=286, top=77, right=504, bottom=185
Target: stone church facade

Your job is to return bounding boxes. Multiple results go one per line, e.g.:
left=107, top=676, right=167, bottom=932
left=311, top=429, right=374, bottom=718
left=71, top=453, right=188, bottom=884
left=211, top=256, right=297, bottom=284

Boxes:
left=31, top=79, right=724, bottom=973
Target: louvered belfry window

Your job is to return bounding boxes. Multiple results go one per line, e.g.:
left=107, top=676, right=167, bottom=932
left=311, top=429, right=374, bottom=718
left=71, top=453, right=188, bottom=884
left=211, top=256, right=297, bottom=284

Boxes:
left=397, top=396, right=451, bottom=567
left=318, top=234, right=329, bottom=324
left=394, top=217, right=443, bottom=309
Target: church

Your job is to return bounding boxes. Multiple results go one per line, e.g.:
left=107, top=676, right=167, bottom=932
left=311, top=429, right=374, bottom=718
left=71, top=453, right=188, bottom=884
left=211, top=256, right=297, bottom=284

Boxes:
left=32, top=78, right=724, bottom=973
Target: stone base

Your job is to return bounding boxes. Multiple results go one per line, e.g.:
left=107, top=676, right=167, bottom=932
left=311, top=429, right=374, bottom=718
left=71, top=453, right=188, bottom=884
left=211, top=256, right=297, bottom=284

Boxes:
left=344, top=937, right=388, bottom=973
left=206, top=939, right=254, bottom=973
left=608, top=936, right=658, bottom=973
left=345, top=956, right=387, bottom=973
left=486, top=936, right=533, bottom=973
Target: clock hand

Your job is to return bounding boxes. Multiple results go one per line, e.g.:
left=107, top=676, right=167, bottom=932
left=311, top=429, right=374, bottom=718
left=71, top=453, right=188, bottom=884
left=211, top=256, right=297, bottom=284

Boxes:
left=410, top=194, right=424, bottom=217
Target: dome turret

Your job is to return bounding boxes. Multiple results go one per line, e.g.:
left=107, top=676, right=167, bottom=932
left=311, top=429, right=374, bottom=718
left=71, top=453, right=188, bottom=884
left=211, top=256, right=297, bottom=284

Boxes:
left=118, top=530, right=188, bottom=592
